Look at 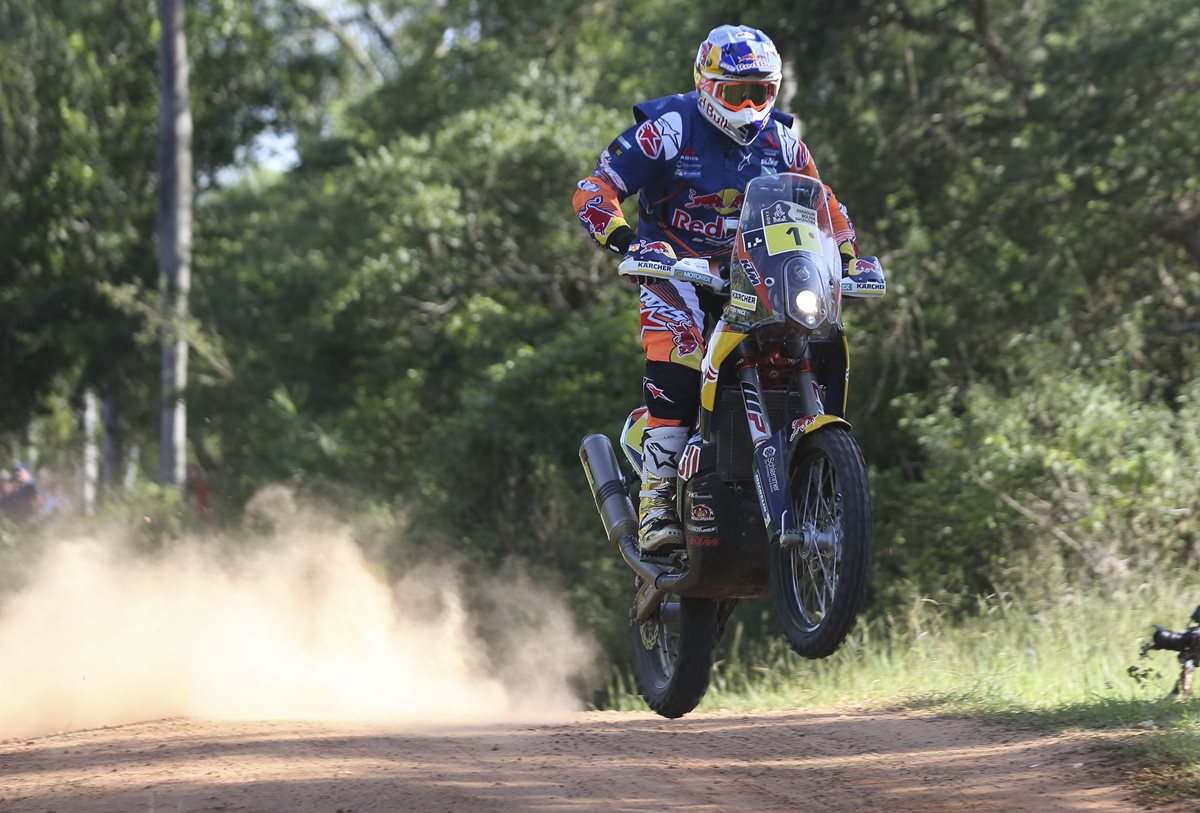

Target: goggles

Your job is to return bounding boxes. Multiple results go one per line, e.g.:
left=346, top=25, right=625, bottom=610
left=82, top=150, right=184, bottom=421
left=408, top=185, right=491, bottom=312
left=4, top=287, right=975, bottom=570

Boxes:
left=707, top=79, right=778, bottom=112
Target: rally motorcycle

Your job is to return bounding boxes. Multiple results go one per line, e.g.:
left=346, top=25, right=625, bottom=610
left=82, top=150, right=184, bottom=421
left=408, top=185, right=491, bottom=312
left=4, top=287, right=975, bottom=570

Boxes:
left=579, top=173, right=886, bottom=718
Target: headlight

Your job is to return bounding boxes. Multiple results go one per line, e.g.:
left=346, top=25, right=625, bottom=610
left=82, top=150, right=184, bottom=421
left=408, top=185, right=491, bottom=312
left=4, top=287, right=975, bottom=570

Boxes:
left=794, top=290, right=820, bottom=316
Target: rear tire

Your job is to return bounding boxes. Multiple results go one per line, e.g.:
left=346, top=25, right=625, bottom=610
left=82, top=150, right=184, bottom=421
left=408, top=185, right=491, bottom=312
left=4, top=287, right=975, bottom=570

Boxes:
left=629, top=583, right=720, bottom=719
left=769, top=427, right=871, bottom=659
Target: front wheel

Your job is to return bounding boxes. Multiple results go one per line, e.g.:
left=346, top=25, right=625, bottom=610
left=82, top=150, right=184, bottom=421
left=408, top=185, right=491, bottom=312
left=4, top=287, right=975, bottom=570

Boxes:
left=769, top=427, right=872, bottom=659
left=629, top=582, right=721, bottom=719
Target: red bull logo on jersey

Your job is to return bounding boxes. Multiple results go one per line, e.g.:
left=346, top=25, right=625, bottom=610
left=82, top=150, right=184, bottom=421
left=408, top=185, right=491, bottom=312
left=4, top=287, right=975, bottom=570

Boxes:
left=670, top=209, right=731, bottom=241
left=685, top=187, right=745, bottom=216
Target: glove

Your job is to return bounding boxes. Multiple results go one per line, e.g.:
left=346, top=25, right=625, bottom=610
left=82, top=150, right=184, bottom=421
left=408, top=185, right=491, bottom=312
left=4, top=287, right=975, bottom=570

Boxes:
left=605, top=224, right=635, bottom=255
left=838, top=240, right=858, bottom=275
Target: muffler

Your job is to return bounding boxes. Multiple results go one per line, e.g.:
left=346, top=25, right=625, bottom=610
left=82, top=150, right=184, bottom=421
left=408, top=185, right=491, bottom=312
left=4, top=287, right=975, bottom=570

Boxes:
left=579, top=434, right=638, bottom=550
left=580, top=434, right=696, bottom=621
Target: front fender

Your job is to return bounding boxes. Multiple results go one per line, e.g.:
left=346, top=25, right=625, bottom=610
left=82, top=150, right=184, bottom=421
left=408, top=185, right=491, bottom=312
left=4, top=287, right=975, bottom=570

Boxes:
left=786, top=415, right=852, bottom=468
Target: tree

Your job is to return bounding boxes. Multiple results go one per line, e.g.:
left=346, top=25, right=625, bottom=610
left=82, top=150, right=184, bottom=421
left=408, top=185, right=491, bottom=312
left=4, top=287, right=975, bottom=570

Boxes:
left=157, top=0, right=193, bottom=488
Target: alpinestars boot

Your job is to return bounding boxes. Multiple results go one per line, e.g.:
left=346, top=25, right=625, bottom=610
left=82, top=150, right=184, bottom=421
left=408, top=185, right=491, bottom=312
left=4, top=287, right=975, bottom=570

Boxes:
left=639, top=425, right=689, bottom=553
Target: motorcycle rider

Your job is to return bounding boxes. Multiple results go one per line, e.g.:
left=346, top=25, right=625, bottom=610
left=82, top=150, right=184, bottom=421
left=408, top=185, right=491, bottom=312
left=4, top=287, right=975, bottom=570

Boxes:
left=573, top=24, right=859, bottom=553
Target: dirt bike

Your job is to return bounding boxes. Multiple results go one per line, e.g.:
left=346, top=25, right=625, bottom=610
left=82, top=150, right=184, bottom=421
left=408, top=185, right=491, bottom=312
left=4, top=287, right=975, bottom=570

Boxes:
left=579, top=172, right=887, bottom=718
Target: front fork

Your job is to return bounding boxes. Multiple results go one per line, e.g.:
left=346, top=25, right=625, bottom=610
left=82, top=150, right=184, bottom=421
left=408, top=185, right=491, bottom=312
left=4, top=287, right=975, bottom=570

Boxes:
left=737, top=341, right=823, bottom=548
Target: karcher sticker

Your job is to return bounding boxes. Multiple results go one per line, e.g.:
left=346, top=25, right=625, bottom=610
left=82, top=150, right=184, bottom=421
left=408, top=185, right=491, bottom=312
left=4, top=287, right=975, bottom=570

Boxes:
left=731, top=290, right=758, bottom=310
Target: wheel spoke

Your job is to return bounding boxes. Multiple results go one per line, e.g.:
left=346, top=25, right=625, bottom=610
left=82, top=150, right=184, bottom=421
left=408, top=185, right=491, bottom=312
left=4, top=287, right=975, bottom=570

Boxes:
left=785, top=447, right=846, bottom=631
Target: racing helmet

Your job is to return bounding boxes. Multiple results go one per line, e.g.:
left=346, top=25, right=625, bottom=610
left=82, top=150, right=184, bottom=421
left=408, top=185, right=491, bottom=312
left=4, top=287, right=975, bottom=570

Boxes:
left=694, top=25, right=782, bottom=146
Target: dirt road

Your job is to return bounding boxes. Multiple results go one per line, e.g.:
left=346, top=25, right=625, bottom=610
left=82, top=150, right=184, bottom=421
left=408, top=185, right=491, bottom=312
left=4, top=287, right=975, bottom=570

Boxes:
left=0, top=709, right=1166, bottom=812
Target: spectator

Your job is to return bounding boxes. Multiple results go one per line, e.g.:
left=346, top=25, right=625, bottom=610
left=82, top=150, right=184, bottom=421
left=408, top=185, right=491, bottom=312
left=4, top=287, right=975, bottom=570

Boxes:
left=7, top=462, right=42, bottom=522
left=37, top=468, right=70, bottom=517
left=185, top=465, right=212, bottom=520
left=0, top=469, right=12, bottom=515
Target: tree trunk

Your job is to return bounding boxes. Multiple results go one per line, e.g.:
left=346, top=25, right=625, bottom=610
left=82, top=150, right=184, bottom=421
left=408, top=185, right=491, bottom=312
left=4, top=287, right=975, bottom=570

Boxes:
left=157, top=0, right=192, bottom=488
left=101, top=391, right=122, bottom=493
left=83, top=389, right=100, bottom=516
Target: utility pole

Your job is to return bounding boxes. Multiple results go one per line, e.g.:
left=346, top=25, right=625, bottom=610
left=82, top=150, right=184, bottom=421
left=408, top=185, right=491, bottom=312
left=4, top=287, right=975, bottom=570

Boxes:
left=157, top=0, right=192, bottom=488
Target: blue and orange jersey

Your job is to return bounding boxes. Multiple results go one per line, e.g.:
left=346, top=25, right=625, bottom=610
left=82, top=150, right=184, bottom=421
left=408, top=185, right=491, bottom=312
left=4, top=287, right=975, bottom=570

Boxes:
left=572, top=92, right=855, bottom=259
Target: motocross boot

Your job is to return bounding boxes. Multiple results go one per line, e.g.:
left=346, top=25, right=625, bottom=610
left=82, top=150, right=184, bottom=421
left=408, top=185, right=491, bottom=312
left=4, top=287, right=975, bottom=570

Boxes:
left=639, top=426, right=688, bottom=553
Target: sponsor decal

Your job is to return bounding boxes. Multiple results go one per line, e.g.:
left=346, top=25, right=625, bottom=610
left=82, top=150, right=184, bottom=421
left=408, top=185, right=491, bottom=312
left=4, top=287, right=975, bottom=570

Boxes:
left=811, top=381, right=826, bottom=414
left=738, top=152, right=752, bottom=171
left=754, top=472, right=770, bottom=520
left=850, top=258, right=874, bottom=277
left=699, top=95, right=738, bottom=139
left=675, top=146, right=702, bottom=178
left=762, top=200, right=817, bottom=228
left=690, top=536, right=719, bottom=547
left=777, top=122, right=800, bottom=167
left=730, top=290, right=757, bottom=311
left=658, top=113, right=682, bottom=159
left=740, top=261, right=761, bottom=285
left=790, top=416, right=818, bottom=441
left=634, top=260, right=675, bottom=275
left=667, top=321, right=700, bottom=356
left=643, top=377, right=674, bottom=404
left=748, top=410, right=767, bottom=435
left=637, top=240, right=674, bottom=255
left=686, top=187, right=745, bottom=215
left=761, top=157, right=778, bottom=168
left=670, top=208, right=731, bottom=241
left=578, top=195, right=615, bottom=237
left=737, top=53, right=774, bottom=69
left=762, top=445, right=780, bottom=492
left=690, top=503, right=715, bottom=522
left=577, top=179, right=601, bottom=193
left=644, top=438, right=679, bottom=472
left=678, top=441, right=702, bottom=481
left=636, top=120, right=663, bottom=158
left=635, top=113, right=681, bottom=160
left=742, top=230, right=766, bottom=251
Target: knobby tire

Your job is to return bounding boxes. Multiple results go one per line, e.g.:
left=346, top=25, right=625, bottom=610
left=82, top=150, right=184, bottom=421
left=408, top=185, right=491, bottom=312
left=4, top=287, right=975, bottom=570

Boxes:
left=769, top=426, right=872, bottom=659
left=629, top=587, right=721, bottom=719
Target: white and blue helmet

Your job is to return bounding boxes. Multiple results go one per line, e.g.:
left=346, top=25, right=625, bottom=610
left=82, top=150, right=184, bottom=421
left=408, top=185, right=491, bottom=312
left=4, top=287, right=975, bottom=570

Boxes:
left=694, top=25, right=783, bottom=146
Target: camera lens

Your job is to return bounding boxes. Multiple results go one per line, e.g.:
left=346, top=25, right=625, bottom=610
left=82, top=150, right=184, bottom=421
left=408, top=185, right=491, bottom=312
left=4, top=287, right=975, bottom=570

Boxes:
left=1154, top=626, right=1189, bottom=652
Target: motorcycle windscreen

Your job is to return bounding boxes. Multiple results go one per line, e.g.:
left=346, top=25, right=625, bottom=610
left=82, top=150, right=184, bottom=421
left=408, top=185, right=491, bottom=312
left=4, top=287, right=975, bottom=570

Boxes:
left=727, top=173, right=842, bottom=333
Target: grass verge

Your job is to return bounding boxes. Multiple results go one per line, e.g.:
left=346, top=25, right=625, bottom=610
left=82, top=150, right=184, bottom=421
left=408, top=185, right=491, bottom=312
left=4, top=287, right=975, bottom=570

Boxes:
left=603, top=574, right=1200, bottom=807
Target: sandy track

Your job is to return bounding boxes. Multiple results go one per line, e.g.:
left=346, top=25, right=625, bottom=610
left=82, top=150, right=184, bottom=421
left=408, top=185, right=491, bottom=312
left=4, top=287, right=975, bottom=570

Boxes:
left=0, top=709, right=1169, bottom=812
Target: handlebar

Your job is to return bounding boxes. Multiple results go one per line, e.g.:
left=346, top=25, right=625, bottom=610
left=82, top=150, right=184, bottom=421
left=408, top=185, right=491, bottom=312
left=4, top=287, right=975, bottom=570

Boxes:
left=617, top=256, right=728, bottom=292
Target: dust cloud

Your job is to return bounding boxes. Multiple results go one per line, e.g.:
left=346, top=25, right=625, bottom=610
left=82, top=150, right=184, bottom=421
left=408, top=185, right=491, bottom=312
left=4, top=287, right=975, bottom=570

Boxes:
left=0, top=488, right=598, bottom=739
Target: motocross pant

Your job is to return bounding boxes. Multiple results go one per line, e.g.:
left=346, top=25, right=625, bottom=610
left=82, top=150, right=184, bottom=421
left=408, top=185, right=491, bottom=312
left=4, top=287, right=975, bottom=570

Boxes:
left=639, top=277, right=726, bottom=438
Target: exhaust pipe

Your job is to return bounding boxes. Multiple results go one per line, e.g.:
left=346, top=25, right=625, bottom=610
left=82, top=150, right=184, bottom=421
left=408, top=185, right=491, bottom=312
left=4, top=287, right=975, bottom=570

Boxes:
left=579, top=434, right=638, bottom=550
left=580, top=434, right=697, bottom=621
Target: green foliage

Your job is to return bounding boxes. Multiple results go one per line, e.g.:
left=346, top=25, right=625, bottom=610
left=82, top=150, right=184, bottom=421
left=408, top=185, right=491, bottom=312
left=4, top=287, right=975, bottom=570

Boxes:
left=3, top=0, right=1200, bottom=703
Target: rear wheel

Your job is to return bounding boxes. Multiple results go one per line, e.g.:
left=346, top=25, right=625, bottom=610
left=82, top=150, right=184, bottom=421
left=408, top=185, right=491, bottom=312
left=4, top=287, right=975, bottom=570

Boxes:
left=629, top=583, right=720, bottom=719
left=769, top=427, right=871, bottom=658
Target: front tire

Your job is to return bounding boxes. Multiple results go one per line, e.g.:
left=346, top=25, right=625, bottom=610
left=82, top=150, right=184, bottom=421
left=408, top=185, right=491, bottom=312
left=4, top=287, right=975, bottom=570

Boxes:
left=769, top=427, right=871, bottom=659
left=629, top=583, right=720, bottom=719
